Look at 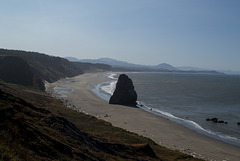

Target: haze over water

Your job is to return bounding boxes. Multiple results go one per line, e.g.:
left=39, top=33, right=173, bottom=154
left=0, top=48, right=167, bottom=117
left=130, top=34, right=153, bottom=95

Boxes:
left=94, top=72, right=240, bottom=146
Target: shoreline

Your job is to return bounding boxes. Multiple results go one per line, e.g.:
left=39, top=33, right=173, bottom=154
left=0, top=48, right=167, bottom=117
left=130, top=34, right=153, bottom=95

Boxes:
left=93, top=73, right=240, bottom=147
left=46, top=72, right=240, bottom=161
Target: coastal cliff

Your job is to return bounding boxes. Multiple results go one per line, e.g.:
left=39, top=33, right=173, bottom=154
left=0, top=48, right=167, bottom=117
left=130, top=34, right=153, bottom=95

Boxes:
left=0, top=49, right=111, bottom=90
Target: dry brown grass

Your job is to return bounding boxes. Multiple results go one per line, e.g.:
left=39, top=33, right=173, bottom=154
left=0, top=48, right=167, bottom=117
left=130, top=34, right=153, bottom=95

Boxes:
left=0, top=82, right=203, bottom=161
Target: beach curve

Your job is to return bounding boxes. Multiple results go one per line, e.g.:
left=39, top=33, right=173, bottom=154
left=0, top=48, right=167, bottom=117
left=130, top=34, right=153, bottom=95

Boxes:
left=45, top=72, right=240, bottom=161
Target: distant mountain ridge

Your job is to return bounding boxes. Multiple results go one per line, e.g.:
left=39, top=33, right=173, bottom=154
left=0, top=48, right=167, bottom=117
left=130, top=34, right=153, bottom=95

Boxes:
left=65, top=57, right=231, bottom=74
left=65, top=57, right=178, bottom=71
left=177, top=66, right=211, bottom=71
left=178, top=66, right=240, bottom=75
left=69, top=57, right=146, bottom=69
left=218, top=70, right=240, bottom=75
left=152, top=63, right=177, bottom=71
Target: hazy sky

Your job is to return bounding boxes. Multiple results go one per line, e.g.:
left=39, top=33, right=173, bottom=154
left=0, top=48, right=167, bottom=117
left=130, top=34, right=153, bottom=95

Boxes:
left=1, top=0, right=240, bottom=71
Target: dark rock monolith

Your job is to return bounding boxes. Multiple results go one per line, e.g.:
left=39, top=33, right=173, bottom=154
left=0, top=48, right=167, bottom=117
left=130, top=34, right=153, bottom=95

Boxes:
left=109, top=74, right=137, bottom=106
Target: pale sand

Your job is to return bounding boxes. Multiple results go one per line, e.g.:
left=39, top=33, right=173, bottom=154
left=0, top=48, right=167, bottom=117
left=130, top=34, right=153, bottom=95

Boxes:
left=46, top=73, right=240, bottom=161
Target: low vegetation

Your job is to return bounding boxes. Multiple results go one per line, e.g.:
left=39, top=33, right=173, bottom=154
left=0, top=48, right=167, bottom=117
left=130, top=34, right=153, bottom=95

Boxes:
left=0, top=82, right=203, bottom=161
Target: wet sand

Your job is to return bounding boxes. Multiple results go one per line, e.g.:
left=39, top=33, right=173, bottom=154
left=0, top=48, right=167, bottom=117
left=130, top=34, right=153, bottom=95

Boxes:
left=45, top=73, right=240, bottom=161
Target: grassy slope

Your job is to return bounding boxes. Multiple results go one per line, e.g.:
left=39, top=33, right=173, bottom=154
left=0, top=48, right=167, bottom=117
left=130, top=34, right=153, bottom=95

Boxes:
left=0, top=49, right=83, bottom=90
left=0, top=82, right=203, bottom=161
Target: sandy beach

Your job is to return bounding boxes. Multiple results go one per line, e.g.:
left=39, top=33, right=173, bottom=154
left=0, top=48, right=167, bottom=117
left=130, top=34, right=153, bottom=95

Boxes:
left=46, top=73, right=240, bottom=161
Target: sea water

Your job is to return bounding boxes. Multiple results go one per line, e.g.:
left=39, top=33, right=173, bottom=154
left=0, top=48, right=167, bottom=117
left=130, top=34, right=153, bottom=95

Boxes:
left=54, top=85, right=74, bottom=97
left=92, top=72, right=240, bottom=147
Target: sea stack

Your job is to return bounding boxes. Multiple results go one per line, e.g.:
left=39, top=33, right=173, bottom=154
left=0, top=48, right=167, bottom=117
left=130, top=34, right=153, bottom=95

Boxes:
left=109, top=74, right=137, bottom=106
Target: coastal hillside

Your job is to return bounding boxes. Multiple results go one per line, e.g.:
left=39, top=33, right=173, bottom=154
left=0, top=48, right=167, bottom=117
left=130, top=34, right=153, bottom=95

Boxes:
left=0, top=49, right=111, bottom=90
left=72, top=62, right=112, bottom=72
left=0, top=55, right=43, bottom=89
left=0, top=81, right=202, bottom=161
left=0, top=49, right=83, bottom=86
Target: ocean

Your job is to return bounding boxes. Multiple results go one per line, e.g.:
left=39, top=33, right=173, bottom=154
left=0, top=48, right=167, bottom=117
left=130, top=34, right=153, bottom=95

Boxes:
left=92, top=72, right=240, bottom=147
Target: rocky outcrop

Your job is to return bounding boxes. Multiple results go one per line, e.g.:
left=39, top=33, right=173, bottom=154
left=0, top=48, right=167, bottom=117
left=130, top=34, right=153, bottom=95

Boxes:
left=109, top=74, right=137, bottom=106
left=206, top=118, right=228, bottom=124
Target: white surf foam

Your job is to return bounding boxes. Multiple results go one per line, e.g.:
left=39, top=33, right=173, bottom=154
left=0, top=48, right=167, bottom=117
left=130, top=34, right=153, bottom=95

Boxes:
left=101, top=81, right=116, bottom=95
left=137, top=101, right=240, bottom=146
left=99, top=73, right=118, bottom=95
left=108, top=73, right=118, bottom=80
left=91, top=73, right=118, bottom=101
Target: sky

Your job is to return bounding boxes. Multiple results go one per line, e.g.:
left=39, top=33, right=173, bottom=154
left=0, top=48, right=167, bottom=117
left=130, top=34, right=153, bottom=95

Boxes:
left=0, top=0, right=240, bottom=71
